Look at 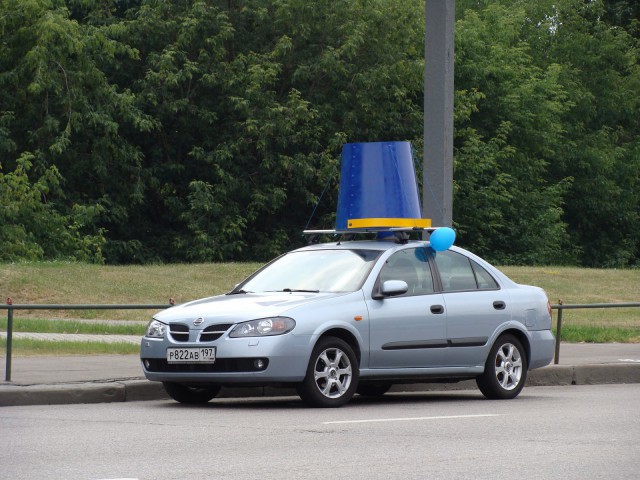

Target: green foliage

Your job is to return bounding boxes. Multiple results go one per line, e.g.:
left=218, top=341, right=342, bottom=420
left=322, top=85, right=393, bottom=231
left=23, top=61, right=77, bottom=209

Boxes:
left=453, top=0, right=639, bottom=266
left=452, top=4, right=574, bottom=264
left=0, top=0, right=146, bottom=263
left=0, top=0, right=638, bottom=266
left=0, top=153, right=105, bottom=262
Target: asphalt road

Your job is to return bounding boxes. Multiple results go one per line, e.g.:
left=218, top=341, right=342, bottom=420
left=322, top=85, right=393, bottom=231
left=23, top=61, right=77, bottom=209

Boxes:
left=1, top=383, right=639, bottom=480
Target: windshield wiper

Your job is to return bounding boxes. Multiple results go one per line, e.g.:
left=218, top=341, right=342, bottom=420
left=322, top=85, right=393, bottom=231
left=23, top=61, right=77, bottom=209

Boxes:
left=228, top=289, right=252, bottom=295
left=281, top=288, right=320, bottom=293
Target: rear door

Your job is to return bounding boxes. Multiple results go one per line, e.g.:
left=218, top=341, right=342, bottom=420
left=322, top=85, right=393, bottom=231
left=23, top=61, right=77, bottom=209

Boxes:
left=432, top=250, right=511, bottom=367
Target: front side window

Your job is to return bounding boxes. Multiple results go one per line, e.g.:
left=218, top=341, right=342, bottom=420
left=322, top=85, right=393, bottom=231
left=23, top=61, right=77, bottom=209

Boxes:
left=378, top=248, right=434, bottom=296
left=239, top=249, right=381, bottom=293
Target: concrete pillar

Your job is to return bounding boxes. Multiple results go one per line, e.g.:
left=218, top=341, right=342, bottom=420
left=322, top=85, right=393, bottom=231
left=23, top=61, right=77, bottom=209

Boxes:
left=423, top=0, right=455, bottom=228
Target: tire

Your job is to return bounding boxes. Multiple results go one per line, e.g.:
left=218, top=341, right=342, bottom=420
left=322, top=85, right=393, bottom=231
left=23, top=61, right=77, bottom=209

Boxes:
left=357, top=382, right=392, bottom=397
left=297, top=337, right=359, bottom=408
left=162, top=382, right=221, bottom=404
left=476, top=334, right=528, bottom=400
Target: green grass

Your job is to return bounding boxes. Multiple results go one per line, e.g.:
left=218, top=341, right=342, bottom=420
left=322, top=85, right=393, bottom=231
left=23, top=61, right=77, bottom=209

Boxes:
left=1, top=262, right=639, bottom=354
left=502, top=266, right=640, bottom=335
left=0, top=338, right=139, bottom=355
left=1, top=261, right=261, bottom=321
left=556, top=325, right=640, bottom=343
left=501, top=266, right=639, bottom=305
left=0, top=318, right=146, bottom=335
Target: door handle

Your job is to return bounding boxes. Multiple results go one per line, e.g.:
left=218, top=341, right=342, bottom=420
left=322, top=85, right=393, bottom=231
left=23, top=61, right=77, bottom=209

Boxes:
left=430, top=305, right=444, bottom=314
left=493, top=301, right=506, bottom=310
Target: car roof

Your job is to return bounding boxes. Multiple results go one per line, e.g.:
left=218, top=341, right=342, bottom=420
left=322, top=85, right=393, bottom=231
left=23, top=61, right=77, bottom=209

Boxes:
left=295, top=238, right=428, bottom=252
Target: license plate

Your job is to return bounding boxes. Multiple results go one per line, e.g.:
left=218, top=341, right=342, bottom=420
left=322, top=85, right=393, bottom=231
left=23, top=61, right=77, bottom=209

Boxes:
left=166, top=347, right=216, bottom=364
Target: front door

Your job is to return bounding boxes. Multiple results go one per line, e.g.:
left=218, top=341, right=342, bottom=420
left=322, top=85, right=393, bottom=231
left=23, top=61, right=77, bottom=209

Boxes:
left=367, top=248, right=448, bottom=368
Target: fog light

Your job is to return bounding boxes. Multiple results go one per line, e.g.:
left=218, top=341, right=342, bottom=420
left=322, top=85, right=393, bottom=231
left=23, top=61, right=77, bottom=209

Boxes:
left=254, top=359, right=265, bottom=369
left=143, top=359, right=151, bottom=369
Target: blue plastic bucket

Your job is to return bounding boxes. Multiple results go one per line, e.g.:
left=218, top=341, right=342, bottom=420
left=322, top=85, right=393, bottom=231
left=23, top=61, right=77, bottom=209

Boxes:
left=335, top=141, right=428, bottom=230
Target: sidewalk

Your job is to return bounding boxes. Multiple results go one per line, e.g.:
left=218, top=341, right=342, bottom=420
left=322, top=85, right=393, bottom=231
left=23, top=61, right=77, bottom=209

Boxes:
left=1, top=341, right=640, bottom=407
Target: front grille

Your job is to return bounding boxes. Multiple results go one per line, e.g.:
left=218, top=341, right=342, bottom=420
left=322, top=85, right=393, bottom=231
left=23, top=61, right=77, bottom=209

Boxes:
left=169, top=324, right=189, bottom=342
left=169, top=323, right=234, bottom=343
left=199, top=324, right=233, bottom=342
left=143, top=358, right=269, bottom=373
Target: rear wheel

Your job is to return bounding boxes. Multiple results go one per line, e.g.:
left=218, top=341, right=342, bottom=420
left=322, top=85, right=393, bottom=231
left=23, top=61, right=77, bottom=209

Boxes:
left=297, top=337, right=359, bottom=408
left=476, top=335, right=528, bottom=400
left=162, top=382, right=221, bottom=404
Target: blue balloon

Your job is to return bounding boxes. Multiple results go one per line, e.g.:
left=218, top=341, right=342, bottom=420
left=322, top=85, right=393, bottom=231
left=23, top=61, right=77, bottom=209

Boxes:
left=429, top=227, right=456, bottom=251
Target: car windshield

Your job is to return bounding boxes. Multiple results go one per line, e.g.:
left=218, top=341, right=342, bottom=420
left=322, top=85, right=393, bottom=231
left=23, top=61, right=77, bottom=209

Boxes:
left=239, top=249, right=381, bottom=293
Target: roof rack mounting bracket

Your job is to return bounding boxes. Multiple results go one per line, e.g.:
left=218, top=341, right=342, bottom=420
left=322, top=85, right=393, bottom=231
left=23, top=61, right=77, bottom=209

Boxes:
left=394, top=231, right=410, bottom=244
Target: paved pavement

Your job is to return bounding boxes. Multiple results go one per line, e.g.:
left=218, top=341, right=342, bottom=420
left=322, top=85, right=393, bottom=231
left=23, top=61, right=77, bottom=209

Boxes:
left=1, top=338, right=640, bottom=407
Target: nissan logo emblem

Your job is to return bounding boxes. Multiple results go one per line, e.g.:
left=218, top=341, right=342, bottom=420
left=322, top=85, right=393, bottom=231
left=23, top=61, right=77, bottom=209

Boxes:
left=193, top=317, right=204, bottom=326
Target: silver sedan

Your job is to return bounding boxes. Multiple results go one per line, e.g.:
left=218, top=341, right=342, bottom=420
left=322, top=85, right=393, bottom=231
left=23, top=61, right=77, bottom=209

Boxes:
left=141, top=238, right=555, bottom=407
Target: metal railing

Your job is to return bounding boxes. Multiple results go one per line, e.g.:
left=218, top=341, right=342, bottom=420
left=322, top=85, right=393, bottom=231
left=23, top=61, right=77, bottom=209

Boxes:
left=2, top=300, right=640, bottom=381
left=552, top=302, right=640, bottom=364
left=1, top=299, right=173, bottom=381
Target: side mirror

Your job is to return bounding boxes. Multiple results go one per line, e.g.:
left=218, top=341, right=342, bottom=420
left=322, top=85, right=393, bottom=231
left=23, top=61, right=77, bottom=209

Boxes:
left=380, top=280, right=409, bottom=297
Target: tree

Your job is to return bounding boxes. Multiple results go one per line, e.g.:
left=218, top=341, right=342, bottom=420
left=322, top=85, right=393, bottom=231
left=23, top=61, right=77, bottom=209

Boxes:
left=93, top=0, right=428, bottom=262
left=0, top=0, right=150, bottom=262
left=1, top=0, right=637, bottom=266
left=455, top=0, right=640, bottom=266
left=453, top=3, right=574, bottom=264
left=521, top=0, right=640, bottom=266
left=0, top=153, right=105, bottom=262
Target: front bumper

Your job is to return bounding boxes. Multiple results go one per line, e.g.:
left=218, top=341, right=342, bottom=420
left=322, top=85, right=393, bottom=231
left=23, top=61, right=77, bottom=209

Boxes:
left=140, top=332, right=312, bottom=384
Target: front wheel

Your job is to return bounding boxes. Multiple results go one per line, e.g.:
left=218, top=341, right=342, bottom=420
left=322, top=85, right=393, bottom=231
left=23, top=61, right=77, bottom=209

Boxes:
left=297, top=337, right=359, bottom=408
left=162, top=382, right=221, bottom=404
left=476, top=335, right=528, bottom=400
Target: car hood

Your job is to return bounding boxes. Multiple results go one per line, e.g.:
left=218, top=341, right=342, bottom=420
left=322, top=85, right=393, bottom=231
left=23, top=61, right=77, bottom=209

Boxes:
left=153, top=292, right=345, bottom=324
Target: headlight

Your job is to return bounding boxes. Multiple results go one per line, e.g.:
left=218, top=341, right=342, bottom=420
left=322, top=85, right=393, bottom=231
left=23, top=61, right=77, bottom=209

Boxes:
left=146, top=319, right=167, bottom=338
left=229, top=317, right=295, bottom=338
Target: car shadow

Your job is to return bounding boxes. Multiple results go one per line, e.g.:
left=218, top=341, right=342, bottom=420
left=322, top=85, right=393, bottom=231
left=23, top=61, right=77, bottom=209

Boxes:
left=154, top=390, right=488, bottom=410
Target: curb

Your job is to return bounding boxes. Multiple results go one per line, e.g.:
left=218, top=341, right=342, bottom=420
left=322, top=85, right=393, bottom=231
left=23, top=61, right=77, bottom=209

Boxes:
left=2, top=363, right=640, bottom=407
left=0, top=379, right=168, bottom=407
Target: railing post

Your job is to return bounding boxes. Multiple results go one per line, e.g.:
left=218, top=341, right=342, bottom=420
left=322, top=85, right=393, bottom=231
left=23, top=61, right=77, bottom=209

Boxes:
left=554, top=300, right=563, bottom=365
left=5, top=298, right=14, bottom=382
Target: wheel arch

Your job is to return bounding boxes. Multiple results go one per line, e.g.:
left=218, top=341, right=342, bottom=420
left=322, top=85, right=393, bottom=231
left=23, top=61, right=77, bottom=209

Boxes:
left=496, top=327, right=531, bottom=369
left=318, top=328, right=362, bottom=365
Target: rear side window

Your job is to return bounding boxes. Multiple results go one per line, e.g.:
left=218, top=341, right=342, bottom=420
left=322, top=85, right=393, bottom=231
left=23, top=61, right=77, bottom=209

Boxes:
left=434, top=250, right=498, bottom=292
left=471, top=259, right=499, bottom=289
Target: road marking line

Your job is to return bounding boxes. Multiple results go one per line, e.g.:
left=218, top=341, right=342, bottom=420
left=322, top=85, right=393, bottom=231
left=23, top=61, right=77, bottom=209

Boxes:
left=618, top=359, right=640, bottom=363
left=323, top=414, right=502, bottom=425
